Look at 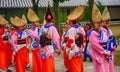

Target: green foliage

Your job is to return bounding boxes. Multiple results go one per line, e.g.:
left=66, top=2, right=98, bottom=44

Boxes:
left=115, top=51, right=120, bottom=66
left=59, top=0, right=67, bottom=2
left=96, top=1, right=104, bottom=13
left=31, top=0, right=41, bottom=18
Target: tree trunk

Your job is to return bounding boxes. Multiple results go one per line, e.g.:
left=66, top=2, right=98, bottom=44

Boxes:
left=88, top=0, right=94, bottom=25
left=53, top=0, right=63, bottom=36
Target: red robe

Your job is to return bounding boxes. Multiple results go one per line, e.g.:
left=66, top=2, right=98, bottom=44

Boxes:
left=32, top=48, right=42, bottom=72
left=0, top=28, right=12, bottom=69
left=0, top=36, right=9, bottom=69
left=11, top=29, right=29, bottom=72
left=42, top=56, right=55, bottom=72
left=68, top=56, right=83, bottom=72
left=14, top=46, right=29, bottom=72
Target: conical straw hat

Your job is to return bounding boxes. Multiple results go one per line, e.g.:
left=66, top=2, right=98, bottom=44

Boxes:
left=13, top=16, right=25, bottom=27
left=0, top=15, right=8, bottom=25
left=102, top=6, right=110, bottom=20
left=22, top=14, right=27, bottom=24
left=27, top=8, right=40, bottom=22
left=67, top=5, right=85, bottom=20
left=92, top=3, right=102, bottom=22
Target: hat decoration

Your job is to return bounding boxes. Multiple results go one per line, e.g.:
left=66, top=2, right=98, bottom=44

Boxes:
left=45, top=1, right=53, bottom=22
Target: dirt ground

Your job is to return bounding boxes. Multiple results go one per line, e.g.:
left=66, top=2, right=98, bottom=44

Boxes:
left=9, top=46, right=120, bottom=72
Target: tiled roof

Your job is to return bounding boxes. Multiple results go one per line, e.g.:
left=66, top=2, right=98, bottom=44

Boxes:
left=0, top=0, right=120, bottom=8
left=95, top=0, right=120, bottom=6
left=0, top=0, right=32, bottom=8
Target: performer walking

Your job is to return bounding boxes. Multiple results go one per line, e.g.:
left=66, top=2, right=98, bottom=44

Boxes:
left=61, top=20, right=71, bottom=72
left=27, top=8, right=42, bottom=72
left=89, top=3, right=110, bottom=72
left=64, top=5, right=85, bottom=72
left=10, top=16, right=29, bottom=72
left=40, top=1, right=61, bottom=72
left=102, top=6, right=117, bottom=72
left=0, top=15, right=12, bottom=72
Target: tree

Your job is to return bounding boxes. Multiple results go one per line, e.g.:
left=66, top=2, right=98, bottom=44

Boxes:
left=88, top=0, right=94, bottom=24
left=88, top=0, right=103, bottom=25
left=31, top=0, right=40, bottom=18
left=53, top=0, right=67, bottom=36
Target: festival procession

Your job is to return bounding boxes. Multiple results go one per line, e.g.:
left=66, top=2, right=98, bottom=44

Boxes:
left=0, top=0, right=120, bottom=72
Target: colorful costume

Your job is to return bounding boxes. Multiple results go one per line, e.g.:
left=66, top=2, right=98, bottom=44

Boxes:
left=10, top=16, right=29, bottom=72
left=40, top=2, right=60, bottom=72
left=27, top=8, right=42, bottom=72
left=61, top=30, right=70, bottom=71
left=89, top=3, right=110, bottom=72
left=102, top=6, right=117, bottom=72
left=30, top=27, right=42, bottom=72
left=40, top=24, right=60, bottom=72
left=65, top=5, right=85, bottom=72
left=0, top=15, right=12, bottom=71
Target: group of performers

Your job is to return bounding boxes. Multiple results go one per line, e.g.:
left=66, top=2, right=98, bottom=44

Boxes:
left=0, top=2, right=117, bottom=72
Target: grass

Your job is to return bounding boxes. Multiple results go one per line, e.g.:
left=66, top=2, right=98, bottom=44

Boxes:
left=114, top=50, right=120, bottom=66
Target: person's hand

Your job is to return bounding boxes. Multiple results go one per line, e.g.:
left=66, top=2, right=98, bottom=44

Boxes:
left=105, top=52, right=110, bottom=56
left=56, top=50, right=61, bottom=55
left=112, top=46, right=116, bottom=51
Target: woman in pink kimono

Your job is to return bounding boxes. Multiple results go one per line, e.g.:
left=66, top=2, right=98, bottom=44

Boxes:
left=102, top=6, right=117, bottom=72
left=40, top=2, right=61, bottom=72
left=89, top=3, right=110, bottom=72
left=10, top=16, right=30, bottom=72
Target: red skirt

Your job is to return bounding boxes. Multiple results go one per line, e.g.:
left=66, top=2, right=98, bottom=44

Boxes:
left=14, top=46, right=29, bottom=72
left=63, top=48, right=69, bottom=69
left=42, top=56, right=55, bottom=72
left=0, top=44, right=8, bottom=69
left=5, top=42, right=13, bottom=64
left=69, top=56, right=84, bottom=72
left=32, top=48, right=42, bottom=72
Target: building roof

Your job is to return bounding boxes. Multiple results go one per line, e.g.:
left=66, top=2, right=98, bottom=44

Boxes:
left=0, top=0, right=120, bottom=8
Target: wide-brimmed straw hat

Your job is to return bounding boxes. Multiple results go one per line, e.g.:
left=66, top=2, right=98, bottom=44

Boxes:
left=12, top=16, right=25, bottom=27
left=27, top=8, right=40, bottom=22
left=67, top=5, right=85, bottom=21
left=0, top=15, right=8, bottom=25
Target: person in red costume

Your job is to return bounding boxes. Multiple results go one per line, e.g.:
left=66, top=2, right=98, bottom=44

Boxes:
left=27, top=8, right=42, bottom=72
left=10, top=16, right=30, bottom=72
left=40, top=1, right=61, bottom=72
left=0, top=15, right=13, bottom=72
left=64, top=5, right=85, bottom=72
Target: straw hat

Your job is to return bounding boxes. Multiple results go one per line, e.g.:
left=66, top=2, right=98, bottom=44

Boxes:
left=102, top=6, right=110, bottom=20
left=67, top=5, right=85, bottom=21
left=92, top=3, right=102, bottom=22
left=0, top=15, right=8, bottom=25
left=22, top=14, right=27, bottom=24
left=12, top=16, right=25, bottom=27
left=27, top=8, right=40, bottom=22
